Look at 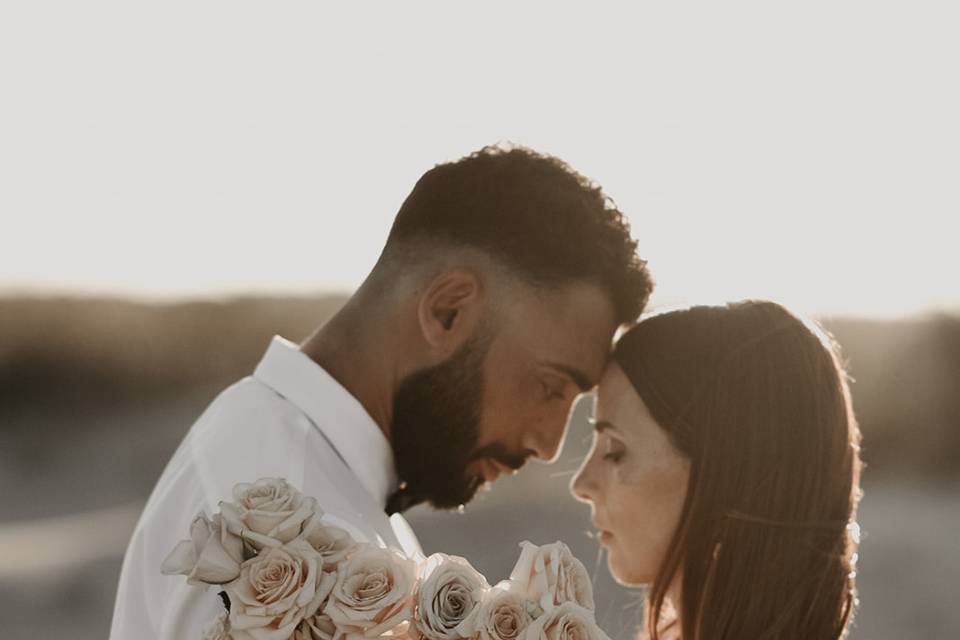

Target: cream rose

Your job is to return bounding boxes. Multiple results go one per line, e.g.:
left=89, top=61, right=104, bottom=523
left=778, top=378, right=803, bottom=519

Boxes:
left=202, top=612, right=233, bottom=640
left=221, top=478, right=322, bottom=551
left=456, top=583, right=533, bottom=640
left=414, top=554, right=489, bottom=640
left=294, top=613, right=338, bottom=640
left=508, top=542, right=594, bottom=613
left=161, top=512, right=244, bottom=586
left=226, top=538, right=337, bottom=640
left=302, top=522, right=358, bottom=571
left=522, top=603, right=608, bottom=640
left=324, top=544, right=419, bottom=639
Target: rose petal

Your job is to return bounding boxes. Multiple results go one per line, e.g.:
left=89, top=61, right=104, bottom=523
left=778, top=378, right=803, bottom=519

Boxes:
left=160, top=540, right=196, bottom=576
left=456, top=583, right=532, bottom=640
left=191, top=531, right=243, bottom=584
left=523, top=603, right=606, bottom=640
left=201, top=612, right=232, bottom=640
left=227, top=537, right=331, bottom=640
left=324, top=545, right=418, bottom=638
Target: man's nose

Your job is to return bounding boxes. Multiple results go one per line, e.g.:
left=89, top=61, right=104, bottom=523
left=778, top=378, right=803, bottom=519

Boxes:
left=521, top=420, right=567, bottom=463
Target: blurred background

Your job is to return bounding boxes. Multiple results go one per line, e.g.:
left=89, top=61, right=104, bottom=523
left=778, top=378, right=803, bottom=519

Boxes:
left=1, top=2, right=958, bottom=639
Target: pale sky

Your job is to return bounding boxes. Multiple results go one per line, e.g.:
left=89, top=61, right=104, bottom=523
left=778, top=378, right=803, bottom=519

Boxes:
left=2, top=2, right=957, bottom=317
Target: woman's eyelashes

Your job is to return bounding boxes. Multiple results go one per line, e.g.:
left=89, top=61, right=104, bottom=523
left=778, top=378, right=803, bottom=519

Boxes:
left=602, top=437, right=626, bottom=464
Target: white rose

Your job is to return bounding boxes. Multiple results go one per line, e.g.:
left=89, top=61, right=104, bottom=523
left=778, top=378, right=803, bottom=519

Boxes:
left=294, top=613, right=338, bottom=640
left=324, top=544, right=419, bottom=639
left=221, top=478, right=322, bottom=551
left=414, top=554, right=489, bottom=640
left=523, top=603, right=608, bottom=640
left=161, top=512, right=244, bottom=586
left=456, top=582, right=532, bottom=640
left=302, top=522, right=358, bottom=571
left=226, top=538, right=337, bottom=640
left=508, top=542, right=594, bottom=613
left=201, top=612, right=233, bottom=640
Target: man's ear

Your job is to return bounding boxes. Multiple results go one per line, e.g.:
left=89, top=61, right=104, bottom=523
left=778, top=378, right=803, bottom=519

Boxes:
left=417, top=269, right=484, bottom=353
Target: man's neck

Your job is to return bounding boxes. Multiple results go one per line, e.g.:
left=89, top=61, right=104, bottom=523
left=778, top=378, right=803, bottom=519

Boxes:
left=300, top=303, right=397, bottom=442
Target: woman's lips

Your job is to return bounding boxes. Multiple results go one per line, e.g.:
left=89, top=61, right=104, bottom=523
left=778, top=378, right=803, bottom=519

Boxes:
left=593, top=520, right=613, bottom=544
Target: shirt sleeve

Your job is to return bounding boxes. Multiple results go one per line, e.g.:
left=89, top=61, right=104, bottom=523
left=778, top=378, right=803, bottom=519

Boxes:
left=109, top=447, right=223, bottom=639
left=110, top=380, right=315, bottom=639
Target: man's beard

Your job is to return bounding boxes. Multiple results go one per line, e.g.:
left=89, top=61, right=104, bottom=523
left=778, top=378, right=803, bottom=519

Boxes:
left=389, top=335, right=490, bottom=511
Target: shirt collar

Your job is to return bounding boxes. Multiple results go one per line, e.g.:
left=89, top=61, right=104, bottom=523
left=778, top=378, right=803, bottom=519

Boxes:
left=253, top=335, right=398, bottom=509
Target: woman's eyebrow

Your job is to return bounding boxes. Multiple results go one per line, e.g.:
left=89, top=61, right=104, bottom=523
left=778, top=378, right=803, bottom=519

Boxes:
left=590, top=419, right=618, bottom=433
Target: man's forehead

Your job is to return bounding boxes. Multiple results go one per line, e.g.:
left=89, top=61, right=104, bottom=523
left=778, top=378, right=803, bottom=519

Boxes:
left=540, top=359, right=596, bottom=392
left=533, top=331, right=615, bottom=388
left=496, top=278, right=618, bottom=378
left=512, top=280, right=616, bottom=327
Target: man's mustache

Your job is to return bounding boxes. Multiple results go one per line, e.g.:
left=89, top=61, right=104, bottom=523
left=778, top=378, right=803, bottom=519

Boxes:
left=468, top=443, right=533, bottom=471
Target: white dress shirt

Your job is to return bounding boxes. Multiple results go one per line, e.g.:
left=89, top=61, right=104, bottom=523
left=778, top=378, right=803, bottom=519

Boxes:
left=110, top=336, right=422, bottom=640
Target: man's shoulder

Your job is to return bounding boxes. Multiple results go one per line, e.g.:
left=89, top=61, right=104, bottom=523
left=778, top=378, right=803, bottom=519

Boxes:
left=126, top=376, right=308, bottom=527
left=111, top=372, right=395, bottom=639
left=173, top=376, right=322, bottom=507
left=195, top=376, right=297, bottom=430
left=193, top=375, right=319, bottom=450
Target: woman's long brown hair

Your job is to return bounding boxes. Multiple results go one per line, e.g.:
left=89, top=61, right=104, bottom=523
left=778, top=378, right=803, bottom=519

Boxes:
left=613, top=301, right=862, bottom=640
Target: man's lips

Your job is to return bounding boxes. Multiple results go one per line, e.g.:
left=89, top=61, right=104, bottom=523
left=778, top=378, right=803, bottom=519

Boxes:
left=480, top=459, right=507, bottom=483
left=471, top=456, right=527, bottom=483
left=470, top=457, right=520, bottom=485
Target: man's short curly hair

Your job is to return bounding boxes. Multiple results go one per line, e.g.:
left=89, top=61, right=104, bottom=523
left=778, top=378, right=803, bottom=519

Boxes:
left=384, top=144, right=653, bottom=323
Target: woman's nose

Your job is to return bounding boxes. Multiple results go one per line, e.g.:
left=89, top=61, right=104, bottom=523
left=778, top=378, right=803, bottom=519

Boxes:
left=570, top=457, right=597, bottom=504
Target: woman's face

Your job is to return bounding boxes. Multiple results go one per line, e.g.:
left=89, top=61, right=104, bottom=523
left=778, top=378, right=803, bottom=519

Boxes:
left=570, top=362, right=691, bottom=586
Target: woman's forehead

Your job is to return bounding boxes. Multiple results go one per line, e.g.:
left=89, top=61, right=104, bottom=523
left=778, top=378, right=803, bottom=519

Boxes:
left=597, top=364, right=661, bottom=425
left=595, top=364, right=635, bottom=411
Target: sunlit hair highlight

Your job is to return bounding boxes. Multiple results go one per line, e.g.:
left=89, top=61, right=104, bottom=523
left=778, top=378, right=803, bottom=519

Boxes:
left=613, top=301, right=862, bottom=640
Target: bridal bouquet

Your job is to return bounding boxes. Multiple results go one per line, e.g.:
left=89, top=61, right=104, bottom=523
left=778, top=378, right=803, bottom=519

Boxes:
left=162, top=478, right=610, bottom=640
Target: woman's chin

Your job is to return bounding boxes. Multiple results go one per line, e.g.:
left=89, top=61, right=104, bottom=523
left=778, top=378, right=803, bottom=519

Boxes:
left=606, top=550, right=654, bottom=587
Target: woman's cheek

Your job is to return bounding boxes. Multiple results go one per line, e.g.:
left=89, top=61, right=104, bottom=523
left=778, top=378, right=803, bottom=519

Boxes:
left=603, top=455, right=688, bottom=586
left=608, top=485, right=633, bottom=538
left=606, top=513, right=648, bottom=585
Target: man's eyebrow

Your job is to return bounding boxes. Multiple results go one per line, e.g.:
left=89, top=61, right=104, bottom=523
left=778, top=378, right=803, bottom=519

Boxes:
left=544, top=361, right=594, bottom=392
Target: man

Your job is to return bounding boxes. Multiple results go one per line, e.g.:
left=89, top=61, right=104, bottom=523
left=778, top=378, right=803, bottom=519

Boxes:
left=110, top=144, right=652, bottom=639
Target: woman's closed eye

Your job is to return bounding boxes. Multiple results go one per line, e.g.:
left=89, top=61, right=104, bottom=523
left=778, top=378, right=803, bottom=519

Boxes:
left=602, top=436, right=626, bottom=464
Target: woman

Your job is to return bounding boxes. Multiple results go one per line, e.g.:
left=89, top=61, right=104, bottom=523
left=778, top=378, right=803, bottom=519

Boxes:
left=571, top=301, right=862, bottom=639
